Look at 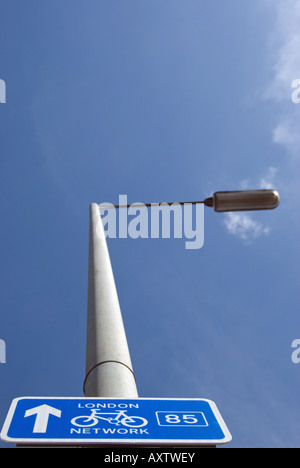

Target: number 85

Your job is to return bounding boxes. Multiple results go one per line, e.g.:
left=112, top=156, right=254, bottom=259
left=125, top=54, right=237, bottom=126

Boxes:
left=165, top=414, right=198, bottom=424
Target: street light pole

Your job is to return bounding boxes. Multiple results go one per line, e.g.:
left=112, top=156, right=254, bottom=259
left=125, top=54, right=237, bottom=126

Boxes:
left=84, top=203, right=138, bottom=398
left=84, top=189, right=280, bottom=398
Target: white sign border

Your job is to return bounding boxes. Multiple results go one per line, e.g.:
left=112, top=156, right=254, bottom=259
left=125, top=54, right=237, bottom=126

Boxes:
left=1, top=397, right=232, bottom=446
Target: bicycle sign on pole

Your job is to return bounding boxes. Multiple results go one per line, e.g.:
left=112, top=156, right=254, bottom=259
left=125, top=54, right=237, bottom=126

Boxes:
left=71, top=409, right=148, bottom=428
left=1, top=397, right=231, bottom=446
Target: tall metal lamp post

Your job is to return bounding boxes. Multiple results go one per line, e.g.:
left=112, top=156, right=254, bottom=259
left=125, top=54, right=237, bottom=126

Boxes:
left=84, top=190, right=280, bottom=398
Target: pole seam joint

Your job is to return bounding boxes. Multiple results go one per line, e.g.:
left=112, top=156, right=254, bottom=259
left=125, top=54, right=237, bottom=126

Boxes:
left=83, top=360, right=136, bottom=396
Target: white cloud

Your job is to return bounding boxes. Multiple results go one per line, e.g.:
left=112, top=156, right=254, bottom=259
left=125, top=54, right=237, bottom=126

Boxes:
left=264, top=0, right=300, bottom=102
left=272, top=118, right=300, bottom=157
left=263, top=0, right=300, bottom=160
left=224, top=212, right=270, bottom=241
left=259, top=166, right=278, bottom=189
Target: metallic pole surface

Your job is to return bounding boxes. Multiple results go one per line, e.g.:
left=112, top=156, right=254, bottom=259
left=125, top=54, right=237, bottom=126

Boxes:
left=84, top=203, right=138, bottom=398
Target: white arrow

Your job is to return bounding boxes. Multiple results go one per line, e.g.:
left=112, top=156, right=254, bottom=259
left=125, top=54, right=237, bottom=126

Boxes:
left=25, top=404, right=62, bottom=433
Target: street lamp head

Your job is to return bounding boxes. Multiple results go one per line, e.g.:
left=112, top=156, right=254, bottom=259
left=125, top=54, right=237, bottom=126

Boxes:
left=204, top=189, right=280, bottom=212
left=98, top=189, right=280, bottom=213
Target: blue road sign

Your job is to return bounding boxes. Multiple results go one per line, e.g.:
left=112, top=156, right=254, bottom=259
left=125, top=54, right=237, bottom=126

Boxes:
left=1, top=397, right=231, bottom=446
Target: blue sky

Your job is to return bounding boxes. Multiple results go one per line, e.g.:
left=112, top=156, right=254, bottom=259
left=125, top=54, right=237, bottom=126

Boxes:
left=0, top=0, right=300, bottom=448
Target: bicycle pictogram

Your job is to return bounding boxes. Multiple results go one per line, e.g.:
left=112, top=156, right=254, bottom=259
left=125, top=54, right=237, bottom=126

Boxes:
left=71, top=409, right=148, bottom=428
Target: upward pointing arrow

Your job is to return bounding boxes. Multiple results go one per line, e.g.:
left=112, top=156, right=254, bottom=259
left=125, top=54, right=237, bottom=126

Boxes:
left=25, top=404, right=62, bottom=433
